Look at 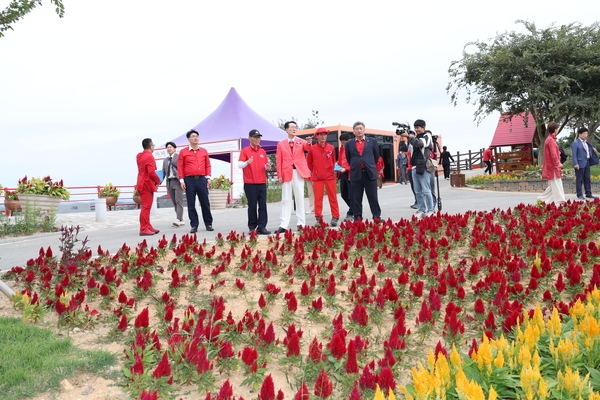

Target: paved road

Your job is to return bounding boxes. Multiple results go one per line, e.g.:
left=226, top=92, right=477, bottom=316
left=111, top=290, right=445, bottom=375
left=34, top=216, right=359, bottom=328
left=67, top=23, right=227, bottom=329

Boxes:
left=0, top=170, right=561, bottom=272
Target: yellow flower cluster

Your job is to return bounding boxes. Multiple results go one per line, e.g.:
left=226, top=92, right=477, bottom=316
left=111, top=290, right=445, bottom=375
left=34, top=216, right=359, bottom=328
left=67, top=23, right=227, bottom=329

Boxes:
left=396, top=288, right=600, bottom=400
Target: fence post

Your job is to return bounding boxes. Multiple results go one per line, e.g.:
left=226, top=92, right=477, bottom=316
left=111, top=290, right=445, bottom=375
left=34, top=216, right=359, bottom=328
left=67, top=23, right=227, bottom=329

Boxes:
left=95, top=197, right=107, bottom=222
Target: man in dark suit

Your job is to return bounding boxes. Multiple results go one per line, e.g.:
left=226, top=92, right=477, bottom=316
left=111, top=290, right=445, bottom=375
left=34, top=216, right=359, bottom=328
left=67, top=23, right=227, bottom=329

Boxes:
left=162, top=141, right=185, bottom=226
left=345, top=121, right=382, bottom=222
left=571, top=127, right=597, bottom=199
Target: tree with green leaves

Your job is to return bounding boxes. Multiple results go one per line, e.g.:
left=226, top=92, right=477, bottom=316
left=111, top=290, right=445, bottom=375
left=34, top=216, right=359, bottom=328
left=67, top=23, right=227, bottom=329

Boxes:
left=0, top=0, right=65, bottom=38
left=447, top=20, right=600, bottom=163
left=275, top=110, right=323, bottom=130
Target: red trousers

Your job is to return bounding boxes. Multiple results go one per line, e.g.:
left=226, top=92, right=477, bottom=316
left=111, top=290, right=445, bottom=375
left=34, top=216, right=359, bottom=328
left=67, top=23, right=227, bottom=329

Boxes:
left=313, top=179, right=340, bottom=219
left=139, top=190, right=155, bottom=231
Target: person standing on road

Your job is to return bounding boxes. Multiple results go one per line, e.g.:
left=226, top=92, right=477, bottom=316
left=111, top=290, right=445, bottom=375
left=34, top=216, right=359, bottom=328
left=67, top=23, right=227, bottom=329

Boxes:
left=483, top=146, right=494, bottom=174
left=274, top=121, right=313, bottom=234
left=408, top=119, right=434, bottom=218
left=178, top=129, right=214, bottom=233
left=307, top=127, right=340, bottom=227
left=136, top=138, right=161, bottom=236
left=538, top=122, right=566, bottom=204
left=396, top=150, right=408, bottom=184
left=345, top=121, right=382, bottom=222
left=239, top=129, right=271, bottom=235
left=440, top=146, right=455, bottom=180
left=571, top=127, right=598, bottom=200
left=162, top=141, right=185, bottom=227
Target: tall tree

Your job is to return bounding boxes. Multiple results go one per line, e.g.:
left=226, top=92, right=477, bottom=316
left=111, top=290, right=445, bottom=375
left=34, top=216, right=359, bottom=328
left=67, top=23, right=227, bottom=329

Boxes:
left=0, top=0, right=65, bottom=38
left=276, top=110, right=323, bottom=130
left=447, top=20, right=600, bottom=163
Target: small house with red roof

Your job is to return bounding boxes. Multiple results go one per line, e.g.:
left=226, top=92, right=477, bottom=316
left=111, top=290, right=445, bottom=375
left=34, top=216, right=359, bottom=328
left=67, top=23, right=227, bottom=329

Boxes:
left=489, top=113, right=538, bottom=173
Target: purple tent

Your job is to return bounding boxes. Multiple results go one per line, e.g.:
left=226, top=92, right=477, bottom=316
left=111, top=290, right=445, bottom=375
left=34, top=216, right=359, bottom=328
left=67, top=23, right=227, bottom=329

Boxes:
left=171, top=87, right=285, bottom=161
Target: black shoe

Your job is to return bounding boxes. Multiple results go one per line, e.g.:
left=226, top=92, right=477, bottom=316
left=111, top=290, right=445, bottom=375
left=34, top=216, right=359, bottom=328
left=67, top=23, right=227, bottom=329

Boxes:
left=410, top=203, right=418, bottom=209
left=586, top=195, right=596, bottom=199
left=257, top=227, right=271, bottom=235
left=206, top=225, right=214, bottom=231
left=274, top=227, right=286, bottom=234
left=577, top=196, right=585, bottom=200
left=190, top=227, right=198, bottom=233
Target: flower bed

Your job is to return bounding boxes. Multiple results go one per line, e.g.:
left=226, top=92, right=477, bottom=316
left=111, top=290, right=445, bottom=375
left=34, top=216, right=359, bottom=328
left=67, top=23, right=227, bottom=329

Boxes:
left=4, top=200, right=600, bottom=398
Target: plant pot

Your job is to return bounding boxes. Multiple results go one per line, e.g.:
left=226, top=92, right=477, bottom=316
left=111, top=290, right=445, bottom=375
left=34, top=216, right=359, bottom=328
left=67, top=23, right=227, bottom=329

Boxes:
left=99, top=196, right=119, bottom=210
left=208, top=189, right=228, bottom=210
left=133, top=195, right=141, bottom=205
left=20, top=194, right=62, bottom=216
left=3, top=199, right=22, bottom=216
left=450, top=173, right=466, bottom=187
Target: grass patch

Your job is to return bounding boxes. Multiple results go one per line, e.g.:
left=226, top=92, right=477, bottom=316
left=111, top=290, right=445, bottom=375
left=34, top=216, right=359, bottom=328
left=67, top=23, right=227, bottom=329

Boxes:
left=0, top=317, right=116, bottom=400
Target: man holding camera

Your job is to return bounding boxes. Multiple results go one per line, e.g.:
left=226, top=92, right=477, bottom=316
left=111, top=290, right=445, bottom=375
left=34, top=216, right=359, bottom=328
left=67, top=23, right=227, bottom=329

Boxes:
left=408, top=119, right=434, bottom=217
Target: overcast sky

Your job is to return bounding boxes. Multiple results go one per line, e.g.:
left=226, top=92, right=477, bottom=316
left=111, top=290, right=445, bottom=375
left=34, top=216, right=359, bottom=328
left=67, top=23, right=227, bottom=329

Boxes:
left=1, top=0, right=598, bottom=189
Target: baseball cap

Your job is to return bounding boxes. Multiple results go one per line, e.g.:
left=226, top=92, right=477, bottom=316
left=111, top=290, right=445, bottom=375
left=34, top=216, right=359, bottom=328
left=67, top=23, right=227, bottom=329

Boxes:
left=249, top=129, right=262, bottom=137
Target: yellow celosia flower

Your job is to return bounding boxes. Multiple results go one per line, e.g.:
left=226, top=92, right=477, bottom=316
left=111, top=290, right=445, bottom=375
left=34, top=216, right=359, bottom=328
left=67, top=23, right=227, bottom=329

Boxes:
left=388, top=388, right=396, bottom=400
left=578, top=314, right=600, bottom=351
left=555, top=336, right=579, bottom=365
left=455, top=368, right=486, bottom=400
left=547, top=307, right=562, bottom=337
left=493, top=350, right=504, bottom=368
left=427, top=349, right=436, bottom=372
left=588, top=287, right=600, bottom=308
left=531, top=303, right=546, bottom=334
left=374, top=385, right=385, bottom=400
left=571, top=298, right=586, bottom=320
left=537, top=376, right=548, bottom=399
left=488, top=386, right=498, bottom=400
left=557, top=366, right=590, bottom=397
left=411, top=363, right=434, bottom=399
left=588, top=392, right=600, bottom=400
left=520, top=365, right=542, bottom=398
left=475, top=334, right=493, bottom=373
left=518, top=344, right=532, bottom=368
left=397, top=386, right=414, bottom=400
left=450, top=344, right=462, bottom=370
left=434, top=352, right=451, bottom=389
left=532, top=350, right=541, bottom=368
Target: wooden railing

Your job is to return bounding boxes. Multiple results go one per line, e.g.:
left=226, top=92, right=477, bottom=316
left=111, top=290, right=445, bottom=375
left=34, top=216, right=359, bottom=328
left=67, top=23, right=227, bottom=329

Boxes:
left=448, top=148, right=485, bottom=171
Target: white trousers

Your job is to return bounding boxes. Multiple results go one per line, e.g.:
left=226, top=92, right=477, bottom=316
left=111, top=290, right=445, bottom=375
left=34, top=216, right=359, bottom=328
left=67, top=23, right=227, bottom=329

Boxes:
left=538, top=173, right=566, bottom=204
left=280, top=170, right=306, bottom=228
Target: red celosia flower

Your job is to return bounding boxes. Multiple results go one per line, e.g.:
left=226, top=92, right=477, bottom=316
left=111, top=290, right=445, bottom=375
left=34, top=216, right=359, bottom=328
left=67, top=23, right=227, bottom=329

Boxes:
left=140, top=390, right=158, bottom=400
left=314, top=369, right=333, bottom=398
left=152, top=351, right=171, bottom=379
left=295, top=382, right=310, bottom=400
left=218, top=379, right=233, bottom=399
left=118, top=314, right=128, bottom=331
left=241, top=346, right=258, bottom=366
left=285, top=291, right=298, bottom=312
left=219, top=341, right=235, bottom=358
left=378, top=366, right=396, bottom=391
left=350, top=303, right=369, bottom=326
left=99, top=283, right=110, bottom=296
left=286, top=332, right=301, bottom=357
left=346, top=339, right=359, bottom=373
left=134, top=307, right=150, bottom=328
left=130, top=352, right=144, bottom=375
left=308, top=337, right=324, bottom=363
left=474, top=298, right=485, bottom=314
left=328, top=331, right=347, bottom=359
left=259, top=374, right=275, bottom=400
left=258, top=293, right=267, bottom=309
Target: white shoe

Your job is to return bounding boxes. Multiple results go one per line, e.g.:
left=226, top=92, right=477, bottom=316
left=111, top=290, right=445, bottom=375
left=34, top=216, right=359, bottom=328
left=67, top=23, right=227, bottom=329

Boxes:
left=173, top=219, right=185, bottom=227
left=415, top=211, right=425, bottom=219
left=425, top=211, right=434, bottom=217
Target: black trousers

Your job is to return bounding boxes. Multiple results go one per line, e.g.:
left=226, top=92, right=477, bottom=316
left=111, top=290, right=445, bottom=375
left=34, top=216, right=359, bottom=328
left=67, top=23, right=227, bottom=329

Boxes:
left=351, top=174, right=381, bottom=220
left=244, top=183, right=268, bottom=230
left=340, top=172, right=353, bottom=216
left=443, top=163, right=451, bottom=179
left=575, top=165, right=592, bottom=197
left=184, top=176, right=213, bottom=228
left=484, top=160, right=493, bottom=174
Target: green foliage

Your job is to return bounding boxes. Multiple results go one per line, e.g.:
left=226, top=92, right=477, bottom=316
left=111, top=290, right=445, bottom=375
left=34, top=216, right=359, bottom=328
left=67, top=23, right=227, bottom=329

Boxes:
left=210, top=174, right=233, bottom=190
left=448, top=20, right=600, bottom=162
left=275, top=110, right=324, bottom=130
left=0, top=203, right=57, bottom=237
left=0, top=317, right=115, bottom=400
left=0, top=0, right=65, bottom=38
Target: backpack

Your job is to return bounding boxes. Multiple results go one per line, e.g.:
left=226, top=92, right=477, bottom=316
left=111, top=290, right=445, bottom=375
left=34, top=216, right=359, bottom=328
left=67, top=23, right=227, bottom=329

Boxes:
left=559, top=147, right=568, bottom=164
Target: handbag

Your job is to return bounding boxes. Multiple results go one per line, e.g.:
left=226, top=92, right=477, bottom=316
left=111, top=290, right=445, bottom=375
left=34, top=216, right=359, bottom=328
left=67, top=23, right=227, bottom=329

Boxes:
left=426, top=158, right=438, bottom=173
left=588, top=142, right=599, bottom=166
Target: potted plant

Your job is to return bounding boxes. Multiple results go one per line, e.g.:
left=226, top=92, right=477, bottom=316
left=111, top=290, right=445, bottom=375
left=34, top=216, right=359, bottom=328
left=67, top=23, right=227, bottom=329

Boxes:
left=132, top=189, right=142, bottom=208
left=98, top=183, right=120, bottom=209
left=3, top=190, right=22, bottom=216
left=17, top=175, right=69, bottom=215
left=208, top=174, right=232, bottom=210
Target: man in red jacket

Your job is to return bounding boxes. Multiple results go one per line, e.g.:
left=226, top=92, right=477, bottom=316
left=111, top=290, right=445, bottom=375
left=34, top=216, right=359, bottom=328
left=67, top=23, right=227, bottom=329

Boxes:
left=307, top=127, right=340, bottom=227
left=178, top=129, right=214, bottom=233
left=136, top=138, right=161, bottom=236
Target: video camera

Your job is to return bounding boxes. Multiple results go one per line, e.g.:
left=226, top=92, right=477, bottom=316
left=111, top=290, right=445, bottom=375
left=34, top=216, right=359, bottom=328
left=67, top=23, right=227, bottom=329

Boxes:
left=392, top=122, right=413, bottom=136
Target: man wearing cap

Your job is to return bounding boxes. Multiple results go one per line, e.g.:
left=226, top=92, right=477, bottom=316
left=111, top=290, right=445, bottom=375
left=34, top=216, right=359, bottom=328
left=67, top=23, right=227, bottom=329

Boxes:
left=274, top=121, right=313, bottom=234
left=307, top=127, right=340, bottom=226
left=162, top=141, right=185, bottom=227
left=178, top=129, right=214, bottom=233
left=239, top=129, right=271, bottom=235
left=345, top=121, right=382, bottom=222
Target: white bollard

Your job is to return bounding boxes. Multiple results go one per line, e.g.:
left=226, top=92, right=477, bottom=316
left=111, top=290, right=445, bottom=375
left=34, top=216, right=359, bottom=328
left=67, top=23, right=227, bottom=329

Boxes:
left=0, top=279, right=15, bottom=299
left=95, top=197, right=107, bottom=222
